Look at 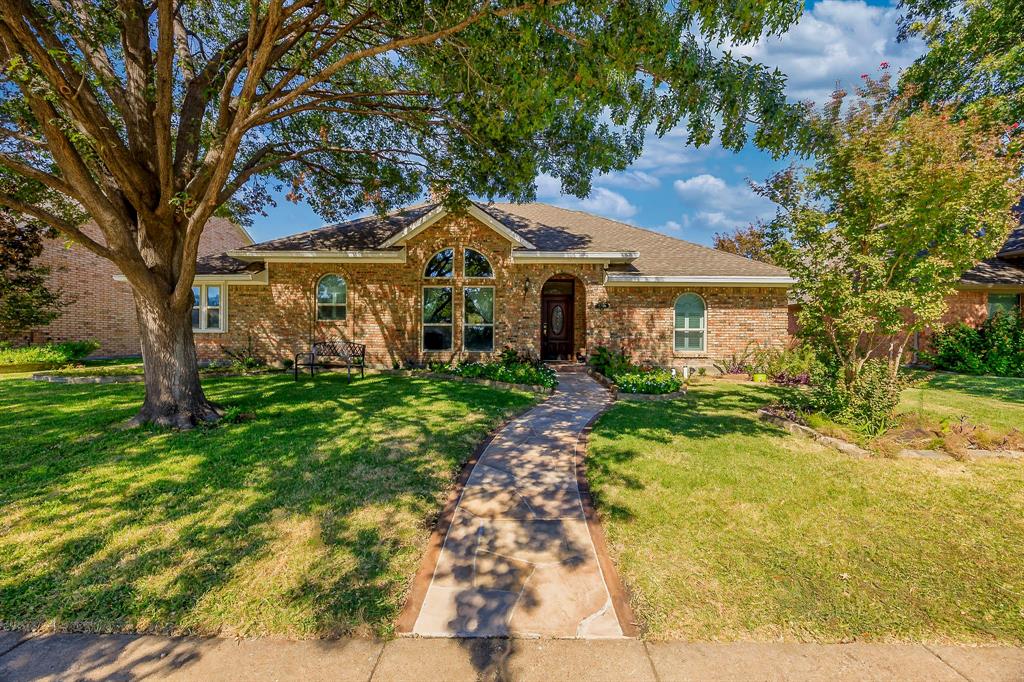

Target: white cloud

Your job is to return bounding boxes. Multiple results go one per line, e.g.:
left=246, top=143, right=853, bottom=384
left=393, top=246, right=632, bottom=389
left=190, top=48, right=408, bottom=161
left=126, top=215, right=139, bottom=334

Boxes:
left=534, top=174, right=638, bottom=220
left=731, top=0, right=924, bottom=106
left=672, top=173, right=774, bottom=234
left=593, top=170, right=661, bottom=190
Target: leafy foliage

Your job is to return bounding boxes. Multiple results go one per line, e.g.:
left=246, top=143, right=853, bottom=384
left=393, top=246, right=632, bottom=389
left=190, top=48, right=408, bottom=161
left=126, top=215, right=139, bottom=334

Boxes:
left=588, top=346, right=680, bottom=394
left=220, top=336, right=268, bottom=372
left=613, top=370, right=681, bottom=395
left=713, top=347, right=755, bottom=375
left=0, top=214, right=63, bottom=337
left=0, top=340, right=98, bottom=366
left=924, top=312, right=1024, bottom=377
left=430, top=347, right=557, bottom=388
left=807, top=360, right=907, bottom=435
left=761, top=73, right=1023, bottom=390
left=750, top=342, right=821, bottom=386
left=712, top=223, right=777, bottom=265
left=899, top=0, right=1024, bottom=125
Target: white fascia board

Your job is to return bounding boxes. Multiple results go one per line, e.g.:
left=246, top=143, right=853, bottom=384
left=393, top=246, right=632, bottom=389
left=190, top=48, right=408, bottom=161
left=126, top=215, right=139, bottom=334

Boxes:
left=380, top=204, right=536, bottom=250
left=227, top=249, right=407, bottom=264
left=112, top=269, right=270, bottom=285
left=511, top=251, right=639, bottom=264
left=957, top=282, right=1024, bottom=291
left=604, top=274, right=795, bottom=287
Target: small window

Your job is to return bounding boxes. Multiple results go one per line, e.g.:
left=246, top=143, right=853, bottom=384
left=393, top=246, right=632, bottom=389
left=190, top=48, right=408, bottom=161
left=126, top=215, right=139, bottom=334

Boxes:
left=191, top=284, right=224, bottom=332
left=316, top=274, right=347, bottom=320
left=464, top=248, right=494, bottom=278
left=988, top=293, right=1021, bottom=318
left=424, top=248, right=454, bottom=278
left=464, top=286, right=495, bottom=352
left=423, top=286, right=453, bottom=351
left=674, top=293, right=706, bottom=352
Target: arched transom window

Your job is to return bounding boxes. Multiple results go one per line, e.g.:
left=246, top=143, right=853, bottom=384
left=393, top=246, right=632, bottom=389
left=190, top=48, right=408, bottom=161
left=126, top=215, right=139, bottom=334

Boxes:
left=424, top=248, right=454, bottom=278
left=464, top=248, right=493, bottom=278
left=316, top=274, right=347, bottom=320
left=674, top=293, right=706, bottom=352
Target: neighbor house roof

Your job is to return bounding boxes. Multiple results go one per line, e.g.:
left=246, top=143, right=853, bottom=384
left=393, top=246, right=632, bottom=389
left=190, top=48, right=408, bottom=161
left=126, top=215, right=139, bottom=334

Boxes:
left=959, top=204, right=1024, bottom=288
left=209, top=201, right=791, bottom=284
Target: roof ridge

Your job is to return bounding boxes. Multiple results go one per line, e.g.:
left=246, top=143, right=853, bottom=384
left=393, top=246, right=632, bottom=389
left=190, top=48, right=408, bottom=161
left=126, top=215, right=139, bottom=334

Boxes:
left=244, top=201, right=436, bottom=249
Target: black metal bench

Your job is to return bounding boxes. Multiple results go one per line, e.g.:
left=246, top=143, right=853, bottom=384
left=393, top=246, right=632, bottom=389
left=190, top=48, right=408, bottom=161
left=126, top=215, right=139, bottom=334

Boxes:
left=294, top=339, right=366, bottom=380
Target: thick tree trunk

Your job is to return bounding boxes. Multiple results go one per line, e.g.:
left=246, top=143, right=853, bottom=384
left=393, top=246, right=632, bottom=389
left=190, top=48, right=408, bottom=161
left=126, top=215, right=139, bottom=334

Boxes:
left=131, top=289, right=222, bottom=428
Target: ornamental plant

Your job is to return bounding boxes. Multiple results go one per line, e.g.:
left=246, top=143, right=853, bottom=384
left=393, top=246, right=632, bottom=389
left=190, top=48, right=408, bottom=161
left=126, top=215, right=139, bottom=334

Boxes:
left=762, top=73, right=1023, bottom=410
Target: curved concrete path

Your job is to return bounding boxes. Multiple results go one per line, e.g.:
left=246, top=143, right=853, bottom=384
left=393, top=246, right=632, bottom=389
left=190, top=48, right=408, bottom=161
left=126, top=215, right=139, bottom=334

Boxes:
left=409, top=372, right=626, bottom=638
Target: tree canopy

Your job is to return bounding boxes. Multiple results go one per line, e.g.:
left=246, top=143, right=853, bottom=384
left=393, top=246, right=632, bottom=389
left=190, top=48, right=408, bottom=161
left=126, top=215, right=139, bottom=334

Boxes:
left=899, top=0, right=1023, bottom=124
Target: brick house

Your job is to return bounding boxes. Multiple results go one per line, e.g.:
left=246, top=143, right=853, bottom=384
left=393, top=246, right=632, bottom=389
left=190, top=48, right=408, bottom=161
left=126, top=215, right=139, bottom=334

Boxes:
left=26, top=218, right=252, bottom=356
left=183, top=202, right=793, bottom=371
left=941, top=220, right=1024, bottom=324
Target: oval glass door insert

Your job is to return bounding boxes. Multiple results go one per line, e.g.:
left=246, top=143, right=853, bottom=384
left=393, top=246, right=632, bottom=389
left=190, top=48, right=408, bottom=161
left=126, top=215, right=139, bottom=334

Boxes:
left=551, top=304, right=564, bottom=334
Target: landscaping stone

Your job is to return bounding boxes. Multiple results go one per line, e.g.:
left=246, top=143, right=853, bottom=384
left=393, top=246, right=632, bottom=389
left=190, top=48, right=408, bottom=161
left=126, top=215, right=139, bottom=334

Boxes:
left=757, top=409, right=872, bottom=458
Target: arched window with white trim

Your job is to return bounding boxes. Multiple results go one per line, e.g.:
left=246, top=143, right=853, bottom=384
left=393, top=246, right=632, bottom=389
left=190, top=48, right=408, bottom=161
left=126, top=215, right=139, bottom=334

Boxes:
left=674, top=293, right=706, bottom=352
left=424, top=248, right=454, bottom=278
left=316, top=274, right=347, bottom=320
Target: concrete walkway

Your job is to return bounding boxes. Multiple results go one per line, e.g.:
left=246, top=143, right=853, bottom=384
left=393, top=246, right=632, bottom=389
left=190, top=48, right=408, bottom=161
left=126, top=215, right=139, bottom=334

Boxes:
left=2, top=632, right=1023, bottom=681
left=408, top=372, right=627, bottom=638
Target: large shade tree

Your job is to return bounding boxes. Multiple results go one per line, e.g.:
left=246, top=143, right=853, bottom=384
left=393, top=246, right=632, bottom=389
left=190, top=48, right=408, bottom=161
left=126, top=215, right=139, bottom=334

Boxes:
left=0, top=0, right=811, bottom=427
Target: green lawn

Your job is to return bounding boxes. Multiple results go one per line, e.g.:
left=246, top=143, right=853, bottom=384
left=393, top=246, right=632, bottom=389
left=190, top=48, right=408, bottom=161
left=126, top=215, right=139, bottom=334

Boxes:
left=900, top=372, right=1024, bottom=434
left=0, top=373, right=535, bottom=638
left=588, top=380, right=1024, bottom=644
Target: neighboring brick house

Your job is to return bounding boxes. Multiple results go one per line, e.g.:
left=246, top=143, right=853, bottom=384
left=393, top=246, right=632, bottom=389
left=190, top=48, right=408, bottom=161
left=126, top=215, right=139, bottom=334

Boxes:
left=26, top=218, right=252, bottom=356
left=185, top=202, right=793, bottom=371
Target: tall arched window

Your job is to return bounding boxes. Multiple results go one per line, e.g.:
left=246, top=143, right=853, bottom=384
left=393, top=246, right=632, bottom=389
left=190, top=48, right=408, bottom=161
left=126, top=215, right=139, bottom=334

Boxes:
left=674, top=293, right=706, bottom=352
left=424, top=248, right=454, bottom=278
left=464, top=248, right=493, bottom=278
left=316, top=274, right=347, bottom=320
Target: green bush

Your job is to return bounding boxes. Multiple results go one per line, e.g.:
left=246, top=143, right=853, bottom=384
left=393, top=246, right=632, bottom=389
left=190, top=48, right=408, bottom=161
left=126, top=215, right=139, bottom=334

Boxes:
left=807, top=360, right=905, bottom=435
left=750, top=343, right=822, bottom=385
left=0, top=340, right=99, bottom=366
left=923, top=312, right=1024, bottom=377
left=614, top=370, right=681, bottom=394
left=429, top=349, right=558, bottom=388
left=588, top=346, right=633, bottom=378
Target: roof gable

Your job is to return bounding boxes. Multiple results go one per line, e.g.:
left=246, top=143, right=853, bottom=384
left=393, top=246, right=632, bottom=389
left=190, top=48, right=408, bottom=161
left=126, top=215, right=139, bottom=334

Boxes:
left=380, top=203, right=535, bottom=249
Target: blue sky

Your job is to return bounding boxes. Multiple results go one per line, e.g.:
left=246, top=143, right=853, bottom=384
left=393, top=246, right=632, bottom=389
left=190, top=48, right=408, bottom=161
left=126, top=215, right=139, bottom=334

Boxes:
left=246, top=0, right=924, bottom=247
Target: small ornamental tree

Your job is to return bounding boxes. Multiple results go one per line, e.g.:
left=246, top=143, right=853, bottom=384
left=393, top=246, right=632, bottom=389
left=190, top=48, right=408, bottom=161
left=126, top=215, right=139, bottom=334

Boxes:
left=761, top=73, right=1023, bottom=387
left=0, top=0, right=811, bottom=427
left=713, top=222, right=777, bottom=265
left=0, top=212, right=63, bottom=338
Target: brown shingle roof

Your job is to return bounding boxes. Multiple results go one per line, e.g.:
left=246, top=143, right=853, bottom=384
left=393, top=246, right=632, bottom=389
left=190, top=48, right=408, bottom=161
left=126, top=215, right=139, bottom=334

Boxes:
left=483, top=203, right=789, bottom=277
left=215, top=201, right=788, bottom=279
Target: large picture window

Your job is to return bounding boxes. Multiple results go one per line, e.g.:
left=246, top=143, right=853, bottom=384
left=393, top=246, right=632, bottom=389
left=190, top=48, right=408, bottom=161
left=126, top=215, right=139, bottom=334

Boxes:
left=464, top=248, right=494, bottom=278
left=423, top=286, right=454, bottom=351
left=191, top=284, right=223, bottom=332
left=464, top=286, right=495, bottom=352
left=674, top=293, right=706, bottom=352
left=316, top=274, right=347, bottom=320
left=424, top=248, right=454, bottom=278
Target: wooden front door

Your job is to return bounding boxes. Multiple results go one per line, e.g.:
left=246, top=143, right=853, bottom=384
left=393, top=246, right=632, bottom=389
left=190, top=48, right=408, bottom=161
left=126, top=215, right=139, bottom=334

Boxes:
left=541, top=281, right=574, bottom=361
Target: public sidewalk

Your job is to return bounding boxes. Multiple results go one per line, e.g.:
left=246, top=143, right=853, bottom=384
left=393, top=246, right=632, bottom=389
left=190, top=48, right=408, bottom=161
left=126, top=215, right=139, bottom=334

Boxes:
left=2, top=631, right=1023, bottom=681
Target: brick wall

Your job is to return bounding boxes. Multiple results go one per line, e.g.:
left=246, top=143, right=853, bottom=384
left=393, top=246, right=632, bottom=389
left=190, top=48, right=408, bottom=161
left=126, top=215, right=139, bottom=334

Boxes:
left=195, top=214, right=791, bottom=371
left=26, top=218, right=250, bottom=356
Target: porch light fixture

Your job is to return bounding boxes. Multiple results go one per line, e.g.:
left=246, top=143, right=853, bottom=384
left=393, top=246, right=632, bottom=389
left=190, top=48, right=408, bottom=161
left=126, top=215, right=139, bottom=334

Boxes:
left=594, top=301, right=610, bottom=310
left=524, top=277, right=531, bottom=294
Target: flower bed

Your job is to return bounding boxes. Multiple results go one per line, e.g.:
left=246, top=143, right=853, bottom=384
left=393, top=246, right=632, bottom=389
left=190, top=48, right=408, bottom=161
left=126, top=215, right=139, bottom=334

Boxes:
left=587, top=346, right=683, bottom=396
left=426, top=349, right=558, bottom=390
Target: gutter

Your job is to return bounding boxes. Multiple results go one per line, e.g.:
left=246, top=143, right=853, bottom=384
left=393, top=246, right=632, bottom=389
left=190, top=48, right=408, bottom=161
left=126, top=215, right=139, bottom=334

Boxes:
left=227, top=248, right=407, bottom=264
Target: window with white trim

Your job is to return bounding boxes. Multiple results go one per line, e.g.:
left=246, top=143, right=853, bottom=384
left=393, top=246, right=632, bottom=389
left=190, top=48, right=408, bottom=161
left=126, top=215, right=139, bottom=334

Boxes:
left=192, top=284, right=223, bottom=332
left=464, top=286, right=494, bottom=351
left=316, top=274, right=347, bottom=320
left=423, top=286, right=453, bottom=351
left=424, top=248, right=454, bottom=278
left=464, top=248, right=494, bottom=278
left=674, top=293, right=705, bottom=352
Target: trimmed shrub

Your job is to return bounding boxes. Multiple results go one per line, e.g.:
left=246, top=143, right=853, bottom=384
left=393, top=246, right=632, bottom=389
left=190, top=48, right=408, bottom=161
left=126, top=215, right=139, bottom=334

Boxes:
left=807, top=360, right=906, bottom=435
left=429, top=349, right=557, bottom=388
left=0, top=340, right=99, bottom=367
left=751, top=342, right=822, bottom=386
